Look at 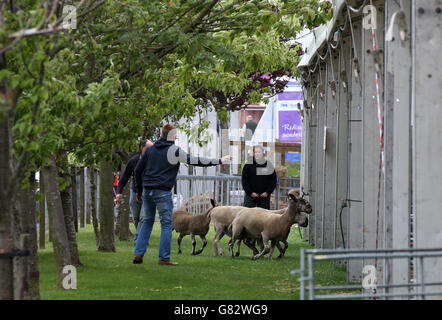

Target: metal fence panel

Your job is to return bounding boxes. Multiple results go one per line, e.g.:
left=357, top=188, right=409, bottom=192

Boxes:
left=173, top=175, right=300, bottom=214
left=294, top=248, right=442, bottom=300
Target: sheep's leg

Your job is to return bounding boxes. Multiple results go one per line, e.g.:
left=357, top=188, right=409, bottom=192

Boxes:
left=191, top=234, right=197, bottom=255
left=229, top=237, right=240, bottom=258
left=194, top=235, right=207, bottom=255
left=245, top=238, right=259, bottom=255
left=228, top=238, right=235, bottom=258
left=177, top=234, right=185, bottom=254
left=268, top=240, right=277, bottom=260
left=229, top=226, right=238, bottom=258
left=213, top=227, right=226, bottom=256
left=257, top=238, right=264, bottom=252
left=277, top=240, right=288, bottom=259
left=252, top=237, right=270, bottom=260
left=235, top=240, right=241, bottom=257
left=215, top=233, right=226, bottom=256
left=243, top=238, right=259, bottom=255
left=213, top=234, right=220, bottom=256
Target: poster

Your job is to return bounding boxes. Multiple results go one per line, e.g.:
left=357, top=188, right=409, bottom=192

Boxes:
left=278, top=110, right=302, bottom=143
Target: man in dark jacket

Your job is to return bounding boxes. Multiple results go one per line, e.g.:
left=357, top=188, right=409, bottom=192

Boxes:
left=115, top=139, right=153, bottom=243
left=133, top=124, right=231, bottom=266
left=241, top=145, right=277, bottom=209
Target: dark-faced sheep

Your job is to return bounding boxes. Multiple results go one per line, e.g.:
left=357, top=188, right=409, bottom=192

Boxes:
left=172, top=199, right=216, bottom=255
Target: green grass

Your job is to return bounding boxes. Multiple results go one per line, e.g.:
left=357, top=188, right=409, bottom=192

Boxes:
left=38, top=223, right=349, bottom=300
left=285, top=161, right=300, bottom=177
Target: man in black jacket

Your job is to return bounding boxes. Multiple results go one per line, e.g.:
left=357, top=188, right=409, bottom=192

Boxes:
left=133, top=124, right=231, bottom=266
left=115, top=139, right=153, bottom=243
left=241, top=145, right=277, bottom=209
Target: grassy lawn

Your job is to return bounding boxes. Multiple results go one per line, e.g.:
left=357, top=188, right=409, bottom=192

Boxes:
left=38, top=222, right=348, bottom=300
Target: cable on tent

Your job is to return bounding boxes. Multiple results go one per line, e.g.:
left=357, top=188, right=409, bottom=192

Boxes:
left=328, top=42, right=338, bottom=99
left=346, top=3, right=362, bottom=89
left=347, top=0, right=369, bottom=13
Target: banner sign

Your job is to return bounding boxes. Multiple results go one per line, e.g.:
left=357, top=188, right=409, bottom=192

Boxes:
left=277, top=92, right=303, bottom=101
left=278, top=110, right=302, bottom=143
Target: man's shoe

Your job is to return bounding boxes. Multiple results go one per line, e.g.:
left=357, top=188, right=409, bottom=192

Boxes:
left=133, top=255, right=143, bottom=264
left=158, top=260, right=179, bottom=266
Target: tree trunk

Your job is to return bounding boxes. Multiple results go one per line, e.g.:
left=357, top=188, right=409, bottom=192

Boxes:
left=79, top=167, right=85, bottom=228
left=42, top=157, right=72, bottom=288
left=60, top=167, right=82, bottom=267
left=86, top=167, right=92, bottom=225
left=98, top=160, right=116, bottom=252
left=71, top=166, right=78, bottom=233
left=38, top=171, right=46, bottom=249
left=0, top=114, right=15, bottom=300
left=89, top=167, right=100, bottom=246
left=18, top=173, right=40, bottom=300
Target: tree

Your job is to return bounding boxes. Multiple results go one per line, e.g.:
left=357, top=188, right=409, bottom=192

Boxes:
left=42, top=157, right=72, bottom=289
left=98, top=160, right=116, bottom=252
left=0, top=0, right=332, bottom=299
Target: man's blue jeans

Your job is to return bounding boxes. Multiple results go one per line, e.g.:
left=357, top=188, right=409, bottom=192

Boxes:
left=130, top=190, right=144, bottom=242
left=134, top=189, right=173, bottom=261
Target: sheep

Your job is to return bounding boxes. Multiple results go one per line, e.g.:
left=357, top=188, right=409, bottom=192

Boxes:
left=172, top=199, right=216, bottom=255
left=229, top=189, right=312, bottom=260
left=182, top=192, right=212, bottom=214
left=208, top=205, right=288, bottom=257
left=208, top=205, right=246, bottom=257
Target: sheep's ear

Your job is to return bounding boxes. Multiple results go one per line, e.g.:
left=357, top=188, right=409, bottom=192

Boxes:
left=210, top=198, right=217, bottom=207
left=288, top=193, right=297, bottom=201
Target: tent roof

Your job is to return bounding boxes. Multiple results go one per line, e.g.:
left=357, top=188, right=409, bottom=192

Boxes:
left=297, top=0, right=348, bottom=69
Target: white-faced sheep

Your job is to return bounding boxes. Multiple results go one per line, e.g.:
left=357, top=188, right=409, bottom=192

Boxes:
left=208, top=205, right=246, bottom=256
left=209, top=205, right=288, bottom=257
left=229, top=190, right=312, bottom=260
left=172, top=199, right=216, bottom=255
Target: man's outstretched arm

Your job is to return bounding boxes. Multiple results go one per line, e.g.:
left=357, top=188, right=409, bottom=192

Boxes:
left=176, top=148, right=231, bottom=167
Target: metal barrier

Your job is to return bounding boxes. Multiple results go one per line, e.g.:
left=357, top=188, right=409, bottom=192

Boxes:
left=293, top=248, right=442, bottom=300
left=173, top=175, right=300, bottom=214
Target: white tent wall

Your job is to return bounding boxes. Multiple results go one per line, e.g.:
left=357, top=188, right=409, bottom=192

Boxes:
left=315, top=64, right=326, bottom=249
left=298, top=0, right=442, bottom=298
left=384, top=0, right=412, bottom=298
left=304, top=84, right=317, bottom=246
left=413, top=0, right=442, bottom=299
left=346, top=11, right=364, bottom=282
left=323, top=46, right=340, bottom=250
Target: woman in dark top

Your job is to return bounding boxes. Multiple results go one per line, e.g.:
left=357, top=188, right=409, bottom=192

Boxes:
left=241, top=145, right=277, bottom=209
